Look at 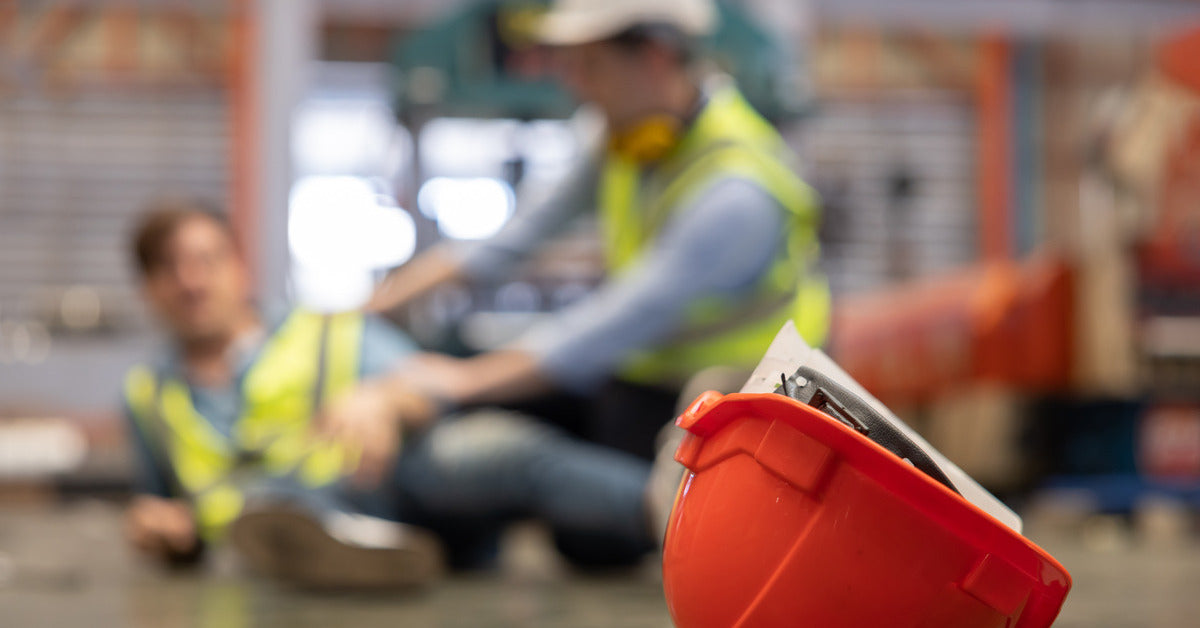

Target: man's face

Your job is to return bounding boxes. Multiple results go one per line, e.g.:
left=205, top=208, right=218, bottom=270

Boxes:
left=140, top=217, right=249, bottom=344
left=555, top=41, right=654, bottom=128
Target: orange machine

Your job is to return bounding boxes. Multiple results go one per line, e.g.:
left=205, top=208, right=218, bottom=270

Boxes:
left=830, top=256, right=1074, bottom=407
left=1141, top=28, right=1200, bottom=293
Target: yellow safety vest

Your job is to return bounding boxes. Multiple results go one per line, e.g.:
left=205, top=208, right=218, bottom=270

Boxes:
left=599, top=85, right=831, bottom=386
left=123, top=309, right=364, bottom=540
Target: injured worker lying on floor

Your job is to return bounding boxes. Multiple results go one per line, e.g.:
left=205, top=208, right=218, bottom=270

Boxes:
left=120, top=200, right=674, bottom=587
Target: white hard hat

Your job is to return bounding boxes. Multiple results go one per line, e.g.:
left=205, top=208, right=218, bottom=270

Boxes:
left=535, top=0, right=718, bottom=46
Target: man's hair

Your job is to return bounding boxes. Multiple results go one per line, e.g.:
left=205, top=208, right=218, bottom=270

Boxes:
left=130, top=197, right=234, bottom=277
left=607, top=23, right=702, bottom=64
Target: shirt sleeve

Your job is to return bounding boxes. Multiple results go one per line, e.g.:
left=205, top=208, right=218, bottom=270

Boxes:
left=515, top=176, right=786, bottom=391
left=358, top=314, right=420, bottom=377
left=455, top=152, right=601, bottom=282
left=124, top=401, right=175, bottom=498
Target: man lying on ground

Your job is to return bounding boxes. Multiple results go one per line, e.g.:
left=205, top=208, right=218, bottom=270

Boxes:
left=122, top=199, right=662, bottom=587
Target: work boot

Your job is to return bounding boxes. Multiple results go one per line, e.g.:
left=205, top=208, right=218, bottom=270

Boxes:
left=229, top=504, right=444, bottom=591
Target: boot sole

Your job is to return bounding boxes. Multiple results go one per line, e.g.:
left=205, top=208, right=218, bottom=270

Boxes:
left=229, top=507, right=444, bottom=591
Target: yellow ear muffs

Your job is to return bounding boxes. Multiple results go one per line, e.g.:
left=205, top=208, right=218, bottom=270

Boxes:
left=608, top=114, right=684, bottom=163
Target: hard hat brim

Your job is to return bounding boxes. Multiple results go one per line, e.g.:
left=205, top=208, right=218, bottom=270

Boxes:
left=534, top=5, right=716, bottom=47
left=534, top=11, right=637, bottom=46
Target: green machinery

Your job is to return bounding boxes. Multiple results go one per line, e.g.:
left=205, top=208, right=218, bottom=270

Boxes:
left=389, top=0, right=811, bottom=124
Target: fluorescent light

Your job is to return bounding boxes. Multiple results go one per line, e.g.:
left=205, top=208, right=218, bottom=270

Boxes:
left=288, top=176, right=417, bottom=310
left=417, top=176, right=516, bottom=240
left=293, top=100, right=396, bottom=177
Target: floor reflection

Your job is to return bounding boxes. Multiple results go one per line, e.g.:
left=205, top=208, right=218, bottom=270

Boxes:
left=4, top=501, right=1200, bottom=627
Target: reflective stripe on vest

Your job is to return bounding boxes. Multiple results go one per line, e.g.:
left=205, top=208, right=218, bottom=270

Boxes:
left=124, top=309, right=364, bottom=539
left=599, top=85, right=831, bottom=385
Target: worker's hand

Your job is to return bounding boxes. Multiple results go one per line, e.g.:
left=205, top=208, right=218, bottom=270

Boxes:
left=315, top=377, right=437, bottom=487
left=124, top=495, right=200, bottom=563
left=396, top=349, right=550, bottom=407
left=397, top=353, right=475, bottom=402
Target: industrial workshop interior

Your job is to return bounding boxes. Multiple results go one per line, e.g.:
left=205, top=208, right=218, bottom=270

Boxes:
left=1, top=0, right=1199, bottom=626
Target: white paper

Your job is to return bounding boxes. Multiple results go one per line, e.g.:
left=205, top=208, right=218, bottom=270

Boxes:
left=742, top=322, right=1024, bottom=534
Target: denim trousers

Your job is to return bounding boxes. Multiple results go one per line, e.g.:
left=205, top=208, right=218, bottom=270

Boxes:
left=336, top=409, right=656, bottom=569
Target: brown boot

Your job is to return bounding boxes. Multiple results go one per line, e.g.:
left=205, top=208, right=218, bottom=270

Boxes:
left=229, top=505, right=444, bottom=591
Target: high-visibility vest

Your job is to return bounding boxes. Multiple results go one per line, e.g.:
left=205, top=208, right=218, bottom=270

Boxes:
left=599, top=84, right=831, bottom=386
left=123, top=309, right=364, bottom=540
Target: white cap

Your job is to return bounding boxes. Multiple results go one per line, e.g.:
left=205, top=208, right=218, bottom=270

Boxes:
left=535, top=0, right=718, bottom=46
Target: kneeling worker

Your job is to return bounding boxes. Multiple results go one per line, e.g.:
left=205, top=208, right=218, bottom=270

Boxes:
left=360, top=0, right=831, bottom=460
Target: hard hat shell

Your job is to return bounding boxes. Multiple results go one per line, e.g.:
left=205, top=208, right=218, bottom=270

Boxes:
left=663, top=391, right=1071, bottom=628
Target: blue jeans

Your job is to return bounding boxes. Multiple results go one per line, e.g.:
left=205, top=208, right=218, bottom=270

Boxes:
left=343, top=409, right=655, bottom=569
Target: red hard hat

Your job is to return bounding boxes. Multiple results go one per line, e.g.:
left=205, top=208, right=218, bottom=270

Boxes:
left=663, top=390, right=1071, bottom=628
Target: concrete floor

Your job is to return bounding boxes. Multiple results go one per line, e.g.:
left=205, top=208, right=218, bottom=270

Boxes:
left=1, top=500, right=1198, bottom=627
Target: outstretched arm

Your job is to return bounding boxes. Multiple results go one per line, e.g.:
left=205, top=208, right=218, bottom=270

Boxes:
left=367, top=153, right=600, bottom=313
left=371, top=177, right=786, bottom=406
left=123, top=405, right=205, bottom=565
left=365, top=244, right=463, bottom=313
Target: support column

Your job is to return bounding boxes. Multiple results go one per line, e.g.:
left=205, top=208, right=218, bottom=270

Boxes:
left=233, top=0, right=319, bottom=304
left=976, top=34, right=1014, bottom=262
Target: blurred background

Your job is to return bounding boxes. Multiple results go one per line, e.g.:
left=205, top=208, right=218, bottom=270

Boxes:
left=1, top=0, right=1199, bottom=625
